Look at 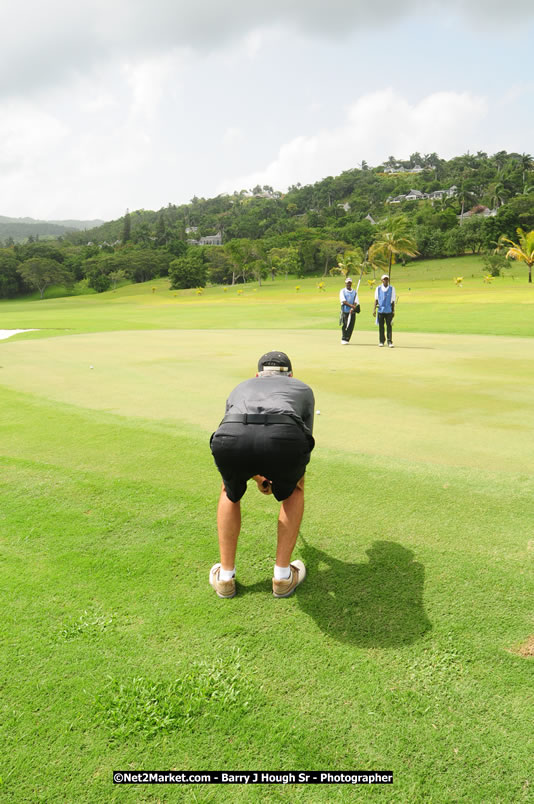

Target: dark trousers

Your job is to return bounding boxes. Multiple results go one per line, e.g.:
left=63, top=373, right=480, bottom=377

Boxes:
left=378, top=312, right=393, bottom=344
left=341, top=311, right=356, bottom=342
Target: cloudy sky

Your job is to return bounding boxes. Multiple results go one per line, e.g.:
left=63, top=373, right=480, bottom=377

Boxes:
left=3, top=0, right=534, bottom=221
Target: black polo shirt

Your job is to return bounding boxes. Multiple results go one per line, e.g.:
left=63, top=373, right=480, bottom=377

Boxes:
left=223, top=375, right=315, bottom=435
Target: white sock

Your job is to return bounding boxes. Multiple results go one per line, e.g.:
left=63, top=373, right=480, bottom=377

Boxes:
left=219, top=567, right=235, bottom=581
left=274, top=564, right=291, bottom=580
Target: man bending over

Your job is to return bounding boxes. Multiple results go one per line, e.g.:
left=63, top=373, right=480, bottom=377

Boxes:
left=209, top=351, right=315, bottom=599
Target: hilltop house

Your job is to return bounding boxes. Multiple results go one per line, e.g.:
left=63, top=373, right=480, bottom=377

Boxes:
left=253, top=190, right=281, bottom=199
left=387, top=185, right=458, bottom=204
left=199, top=232, right=223, bottom=245
left=405, top=189, right=425, bottom=201
left=383, top=164, right=427, bottom=174
left=187, top=231, right=223, bottom=246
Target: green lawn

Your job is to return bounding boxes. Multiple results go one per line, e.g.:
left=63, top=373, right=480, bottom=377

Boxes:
left=1, top=255, right=533, bottom=338
left=0, top=260, right=533, bottom=802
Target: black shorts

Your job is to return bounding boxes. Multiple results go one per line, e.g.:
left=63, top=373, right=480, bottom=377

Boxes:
left=210, top=422, right=314, bottom=503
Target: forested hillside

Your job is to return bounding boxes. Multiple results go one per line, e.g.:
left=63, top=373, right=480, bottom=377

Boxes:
left=1, top=151, right=533, bottom=298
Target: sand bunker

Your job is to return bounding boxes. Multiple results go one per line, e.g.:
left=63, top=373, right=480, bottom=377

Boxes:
left=0, top=329, right=38, bottom=340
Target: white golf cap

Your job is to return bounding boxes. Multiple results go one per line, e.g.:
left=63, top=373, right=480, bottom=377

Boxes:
left=345, top=277, right=352, bottom=283
left=381, top=274, right=389, bottom=280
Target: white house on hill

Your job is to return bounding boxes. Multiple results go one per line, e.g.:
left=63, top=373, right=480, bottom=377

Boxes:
left=383, top=164, right=427, bottom=174
left=199, top=232, right=223, bottom=246
left=188, top=232, right=223, bottom=246
left=387, top=185, right=458, bottom=204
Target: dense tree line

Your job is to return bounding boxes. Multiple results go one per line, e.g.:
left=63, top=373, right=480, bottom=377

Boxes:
left=1, top=151, right=534, bottom=298
left=0, top=241, right=176, bottom=298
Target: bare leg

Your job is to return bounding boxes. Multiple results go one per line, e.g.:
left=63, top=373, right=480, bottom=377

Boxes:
left=276, top=481, right=304, bottom=566
left=217, top=484, right=241, bottom=570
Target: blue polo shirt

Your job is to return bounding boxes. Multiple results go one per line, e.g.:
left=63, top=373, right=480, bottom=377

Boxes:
left=340, top=287, right=358, bottom=313
left=375, top=284, right=395, bottom=313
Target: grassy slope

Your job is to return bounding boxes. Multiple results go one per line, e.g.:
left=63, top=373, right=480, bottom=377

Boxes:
left=0, top=258, right=533, bottom=803
left=0, top=255, right=533, bottom=339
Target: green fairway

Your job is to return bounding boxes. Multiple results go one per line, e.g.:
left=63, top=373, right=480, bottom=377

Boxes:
left=1, top=265, right=533, bottom=802
left=1, top=255, right=533, bottom=339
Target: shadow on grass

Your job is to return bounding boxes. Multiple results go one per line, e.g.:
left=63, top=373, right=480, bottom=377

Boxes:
left=341, top=342, right=435, bottom=350
left=297, top=539, right=432, bottom=647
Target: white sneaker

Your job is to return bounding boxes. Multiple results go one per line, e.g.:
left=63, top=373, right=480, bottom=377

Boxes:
left=341, top=340, right=349, bottom=345
left=209, top=563, right=236, bottom=598
left=388, top=343, right=394, bottom=348
left=272, top=560, right=306, bottom=598
left=379, top=343, right=384, bottom=347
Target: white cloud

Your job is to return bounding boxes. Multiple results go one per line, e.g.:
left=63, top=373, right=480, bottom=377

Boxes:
left=224, top=127, right=245, bottom=145
left=220, top=89, right=489, bottom=192
left=0, top=101, right=69, bottom=174
left=78, top=92, right=117, bottom=114
left=244, top=30, right=264, bottom=60
left=1, top=1, right=533, bottom=220
left=0, top=83, right=158, bottom=219
left=2, top=0, right=533, bottom=97
left=0, top=45, right=198, bottom=219
left=499, top=83, right=534, bottom=106
left=122, top=52, right=183, bottom=121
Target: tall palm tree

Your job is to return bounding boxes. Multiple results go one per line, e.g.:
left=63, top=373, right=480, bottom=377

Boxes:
left=330, top=247, right=365, bottom=279
left=499, top=228, right=534, bottom=283
left=489, top=182, right=507, bottom=209
left=366, top=245, right=387, bottom=280
left=492, top=150, right=509, bottom=178
left=518, top=153, right=534, bottom=193
left=368, top=216, right=419, bottom=282
left=457, top=182, right=477, bottom=223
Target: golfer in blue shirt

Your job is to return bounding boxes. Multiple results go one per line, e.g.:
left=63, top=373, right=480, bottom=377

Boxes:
left=339, top=277, right=359, bottom=344
left=373, top=274, right=396, bottom=347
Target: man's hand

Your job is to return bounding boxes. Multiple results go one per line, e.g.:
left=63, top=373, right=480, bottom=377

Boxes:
left=253, top=475, right=272, bottom=495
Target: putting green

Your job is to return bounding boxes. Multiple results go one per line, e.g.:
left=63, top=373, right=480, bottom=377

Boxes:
left=1, top=327, right=532, bottom=474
